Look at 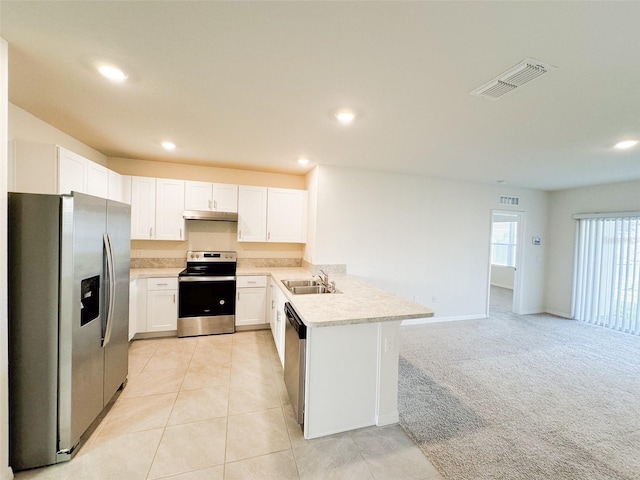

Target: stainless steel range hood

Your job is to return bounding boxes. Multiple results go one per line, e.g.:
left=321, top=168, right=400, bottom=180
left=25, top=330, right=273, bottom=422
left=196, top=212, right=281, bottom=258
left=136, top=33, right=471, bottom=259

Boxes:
left=183, top=210, right=238, bottom=222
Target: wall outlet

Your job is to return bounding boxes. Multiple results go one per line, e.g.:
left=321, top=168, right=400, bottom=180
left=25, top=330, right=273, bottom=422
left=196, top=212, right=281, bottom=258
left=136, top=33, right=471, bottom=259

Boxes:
left=384, top=337, right=393, bottom=353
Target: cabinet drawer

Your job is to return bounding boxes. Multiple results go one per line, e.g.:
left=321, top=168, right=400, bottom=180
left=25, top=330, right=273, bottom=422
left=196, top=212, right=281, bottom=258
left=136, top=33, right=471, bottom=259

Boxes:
left=236, top=275, right=267, bottom=288
left=147, top=277, right=178, bottom=291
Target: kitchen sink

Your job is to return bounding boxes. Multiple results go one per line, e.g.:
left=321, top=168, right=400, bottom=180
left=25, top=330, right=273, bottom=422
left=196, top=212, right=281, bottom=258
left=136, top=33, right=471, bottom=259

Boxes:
left=281, top=279, right=341, bottom=295
left=281, top=279, right=320, bottom=288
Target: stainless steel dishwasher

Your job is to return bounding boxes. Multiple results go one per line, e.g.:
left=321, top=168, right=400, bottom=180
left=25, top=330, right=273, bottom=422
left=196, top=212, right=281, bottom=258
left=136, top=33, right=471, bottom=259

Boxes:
left=284, top=302, right=306, bottom=426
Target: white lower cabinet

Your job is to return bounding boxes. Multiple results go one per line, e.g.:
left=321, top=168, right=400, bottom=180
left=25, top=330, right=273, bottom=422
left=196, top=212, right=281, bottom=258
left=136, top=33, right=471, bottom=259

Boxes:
left=236, top=276, right=267, bottom=327
left=129, top=279, right=137, bottom=341
left=269, top=279, right=287, bottom=367
left=144, top=277, right=178, bottom=333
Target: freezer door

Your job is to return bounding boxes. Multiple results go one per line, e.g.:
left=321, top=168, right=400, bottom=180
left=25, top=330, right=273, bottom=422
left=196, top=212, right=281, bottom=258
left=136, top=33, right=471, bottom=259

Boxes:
left=103, top=199, right=131, bottom=405
left=58, top=193, right=107, bottom=455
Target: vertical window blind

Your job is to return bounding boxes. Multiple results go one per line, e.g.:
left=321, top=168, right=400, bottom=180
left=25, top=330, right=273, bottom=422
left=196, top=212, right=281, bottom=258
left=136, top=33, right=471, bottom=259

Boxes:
left=572, top=213, right=640, bottom=335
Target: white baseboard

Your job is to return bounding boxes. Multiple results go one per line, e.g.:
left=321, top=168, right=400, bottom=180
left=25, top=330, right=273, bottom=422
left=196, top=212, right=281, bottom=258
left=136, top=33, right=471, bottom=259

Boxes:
left=517, top=308, right=545, bottom=315
left=490, top=283, right=513, bottom=290
left=543, top=309, right=572, bottom=319
left=1, top=466, right=13, bottom=480
left=401, top=314, right=487, bottom=326
left=376, top=411, right=399, bottom=426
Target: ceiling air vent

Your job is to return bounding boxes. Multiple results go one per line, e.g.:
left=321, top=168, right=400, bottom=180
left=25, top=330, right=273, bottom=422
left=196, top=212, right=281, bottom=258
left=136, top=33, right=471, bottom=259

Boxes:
left=470, top=58, right=556, bottom=100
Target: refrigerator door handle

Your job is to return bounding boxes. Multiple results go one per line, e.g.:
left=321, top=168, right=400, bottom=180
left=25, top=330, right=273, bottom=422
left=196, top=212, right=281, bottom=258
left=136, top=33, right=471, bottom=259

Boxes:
left=102, top=233, right=116, bottom=347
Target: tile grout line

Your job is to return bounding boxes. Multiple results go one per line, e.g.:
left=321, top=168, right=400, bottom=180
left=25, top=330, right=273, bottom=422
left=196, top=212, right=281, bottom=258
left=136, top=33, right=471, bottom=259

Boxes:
left=143, top=338, right=196, bottom=480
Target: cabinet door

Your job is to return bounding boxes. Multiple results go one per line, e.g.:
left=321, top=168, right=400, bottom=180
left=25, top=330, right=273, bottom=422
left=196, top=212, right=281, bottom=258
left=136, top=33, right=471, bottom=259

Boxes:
left=58, top=147, right=86, bottom=195
left=130, top=176, right=156, bottom=240
left=269, top=281, right=287, bottom=367
left=147, top=289, right=178, bottom=332
left=86, top=161, right=109, bottom=198
left=184, top=180, right=213, bottom=210
left=108, top=170, right=123, bottom=202
left=155, top=179, right=185, bottom=241
left=129, top=280, right=137, bottom=341
left=267, top=188, right=308, bottom=243
left=275, top=286, right=287, bottom=367
left=237, top=186, right=267, bottom=242
left=212, top=183, right=238, bottom=212
left=236, top=287, right=267, bottom=326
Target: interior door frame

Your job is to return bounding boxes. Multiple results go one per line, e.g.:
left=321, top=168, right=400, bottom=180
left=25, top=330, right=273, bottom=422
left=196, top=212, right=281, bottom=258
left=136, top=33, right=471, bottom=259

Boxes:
left=487, top=209, right=526, bottom=315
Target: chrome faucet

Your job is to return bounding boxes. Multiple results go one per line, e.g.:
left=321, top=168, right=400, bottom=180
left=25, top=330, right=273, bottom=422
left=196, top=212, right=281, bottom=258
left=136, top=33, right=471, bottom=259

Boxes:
left=316, top=269, right=336, bottom=293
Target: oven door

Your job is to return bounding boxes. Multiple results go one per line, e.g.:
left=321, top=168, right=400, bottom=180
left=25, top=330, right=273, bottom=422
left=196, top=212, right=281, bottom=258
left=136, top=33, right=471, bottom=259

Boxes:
left=178, top=276, right=236, bottom=337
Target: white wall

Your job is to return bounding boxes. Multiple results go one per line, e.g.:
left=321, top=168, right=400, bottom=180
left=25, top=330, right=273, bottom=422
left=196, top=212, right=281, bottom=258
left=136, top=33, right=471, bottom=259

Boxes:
left=490, top=265, right=514, bottom=289
left=545, top=179, right=640, bottom=318
left=313, top=165, right=549, bottom=319
left=8, top=103, right=107, bottom=166
left=1, top=37, right=14, bottom=480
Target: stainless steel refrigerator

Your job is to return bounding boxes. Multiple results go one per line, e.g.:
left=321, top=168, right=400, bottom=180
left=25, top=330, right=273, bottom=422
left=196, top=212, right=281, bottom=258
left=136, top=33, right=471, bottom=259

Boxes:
left=8, top=192, right=130, bottom=471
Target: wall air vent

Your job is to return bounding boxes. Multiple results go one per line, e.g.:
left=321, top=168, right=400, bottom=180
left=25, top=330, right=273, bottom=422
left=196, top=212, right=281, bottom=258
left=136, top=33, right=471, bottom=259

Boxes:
left=499, top=195, right=520, bottom=206
left=470, top=58, right=556, bottom=100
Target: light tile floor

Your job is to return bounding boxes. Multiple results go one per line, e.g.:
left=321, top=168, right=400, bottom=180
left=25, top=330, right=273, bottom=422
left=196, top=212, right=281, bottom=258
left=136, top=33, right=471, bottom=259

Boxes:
left=15, top=330, right=443, bottom=480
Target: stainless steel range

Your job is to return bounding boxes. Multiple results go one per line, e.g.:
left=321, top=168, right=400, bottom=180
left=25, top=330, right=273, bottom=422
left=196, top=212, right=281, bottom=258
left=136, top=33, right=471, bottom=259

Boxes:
left=178, top=251, right=237, bottom=337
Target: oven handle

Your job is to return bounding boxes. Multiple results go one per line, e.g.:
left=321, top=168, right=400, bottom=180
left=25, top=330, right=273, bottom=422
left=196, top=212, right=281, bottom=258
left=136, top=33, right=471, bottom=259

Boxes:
left=178, top=276, right=236, bottom=282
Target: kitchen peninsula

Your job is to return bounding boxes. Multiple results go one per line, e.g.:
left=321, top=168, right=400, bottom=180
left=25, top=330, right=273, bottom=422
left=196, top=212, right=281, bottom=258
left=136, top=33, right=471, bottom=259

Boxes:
left=271, top=271, right=433, bottom=439
left=130, top=266, right=434, bottom=439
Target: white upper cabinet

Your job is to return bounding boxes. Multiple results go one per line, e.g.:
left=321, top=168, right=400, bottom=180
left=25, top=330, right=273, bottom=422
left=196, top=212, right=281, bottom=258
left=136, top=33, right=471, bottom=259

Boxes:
left=237, top=186, right=268, bottom=242
left=130, top=176, right=156, bottom=240
left=131, top=176, right=185, bottom=241
left=267, top=188, right=308, bottom=243
left=184, top=180, right=212, bottom=210
left=9, top=140, right=127, bottom=202
left=237, top=186, right=308, bottom=243
left=185, top=181, right=238, bottom=212
left=86, top=160, right=109, bottom=198
left=155, top=178, right=185, bottom=241
left=58, top=147, right=87, bottom=195
left=108, top=170, right=124, bottom=202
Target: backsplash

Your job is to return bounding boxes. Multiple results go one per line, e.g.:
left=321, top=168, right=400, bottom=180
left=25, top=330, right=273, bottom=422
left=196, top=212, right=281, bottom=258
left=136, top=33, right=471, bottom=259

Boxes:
left=237, top=258, right=302, bottom=268
left=130, top=257, right=185, bottom=268
left=301, top=260, right=347, bottom=275
left=130, top=257, right=304, bottom=269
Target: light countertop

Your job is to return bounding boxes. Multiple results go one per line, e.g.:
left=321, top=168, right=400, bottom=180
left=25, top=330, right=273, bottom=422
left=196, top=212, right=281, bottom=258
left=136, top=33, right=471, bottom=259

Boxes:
left=130, top=266, right=434, bottom=327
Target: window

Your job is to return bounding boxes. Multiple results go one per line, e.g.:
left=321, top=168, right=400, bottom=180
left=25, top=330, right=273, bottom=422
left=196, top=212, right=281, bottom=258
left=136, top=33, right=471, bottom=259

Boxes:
left=491, top=220, right=517, bottom=267
left=572, top=215, right=640, bottom=335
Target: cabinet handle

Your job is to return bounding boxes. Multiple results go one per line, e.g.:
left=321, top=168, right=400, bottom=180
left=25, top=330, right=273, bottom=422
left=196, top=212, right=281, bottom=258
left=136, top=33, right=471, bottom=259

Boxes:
left=267, top=231, right=270, bottom=240
left=208, top=199, right=212, bottom=210
left=173, top=294, right=176, bottom=303
left=271, top=300, right=275, bottom=309
left=239, top=230, right=242, bottom=240
left=157, top=283, right=168, bottom=286
left=214, top=199, right=217, bottom=210
left=237, top=291, right=240, bottom=301
left=180, top=228, right=182, bottom=238
left=149, top=227, right=152, bottom=238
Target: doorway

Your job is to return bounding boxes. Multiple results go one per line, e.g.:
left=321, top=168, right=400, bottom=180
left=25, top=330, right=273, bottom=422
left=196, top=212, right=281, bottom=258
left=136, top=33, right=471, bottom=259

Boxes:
left=488, top=210, right=524, bottom=315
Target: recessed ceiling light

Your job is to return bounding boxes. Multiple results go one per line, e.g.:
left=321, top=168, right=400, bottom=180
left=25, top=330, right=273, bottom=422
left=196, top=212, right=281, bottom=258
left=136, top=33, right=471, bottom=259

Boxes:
left=98, top=65, right=128, bottom=82
left=297, top=158, right=310, bottom=165
left=161, top=141, right=176, bottom=151
left=335, top=110, right=355, bottom=125
left=497, top=180, right=507, bottom=185
left=614, top=140, right=639, bottom=150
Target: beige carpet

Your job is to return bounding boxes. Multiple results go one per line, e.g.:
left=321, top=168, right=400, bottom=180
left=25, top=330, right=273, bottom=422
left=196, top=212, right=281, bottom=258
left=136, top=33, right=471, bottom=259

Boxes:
left=398, top=296, right=640, bottom=479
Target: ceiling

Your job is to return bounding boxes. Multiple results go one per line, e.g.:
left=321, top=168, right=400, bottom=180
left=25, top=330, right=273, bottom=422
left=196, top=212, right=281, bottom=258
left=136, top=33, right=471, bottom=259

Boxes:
left=1, top=1, right=639, bottom=191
